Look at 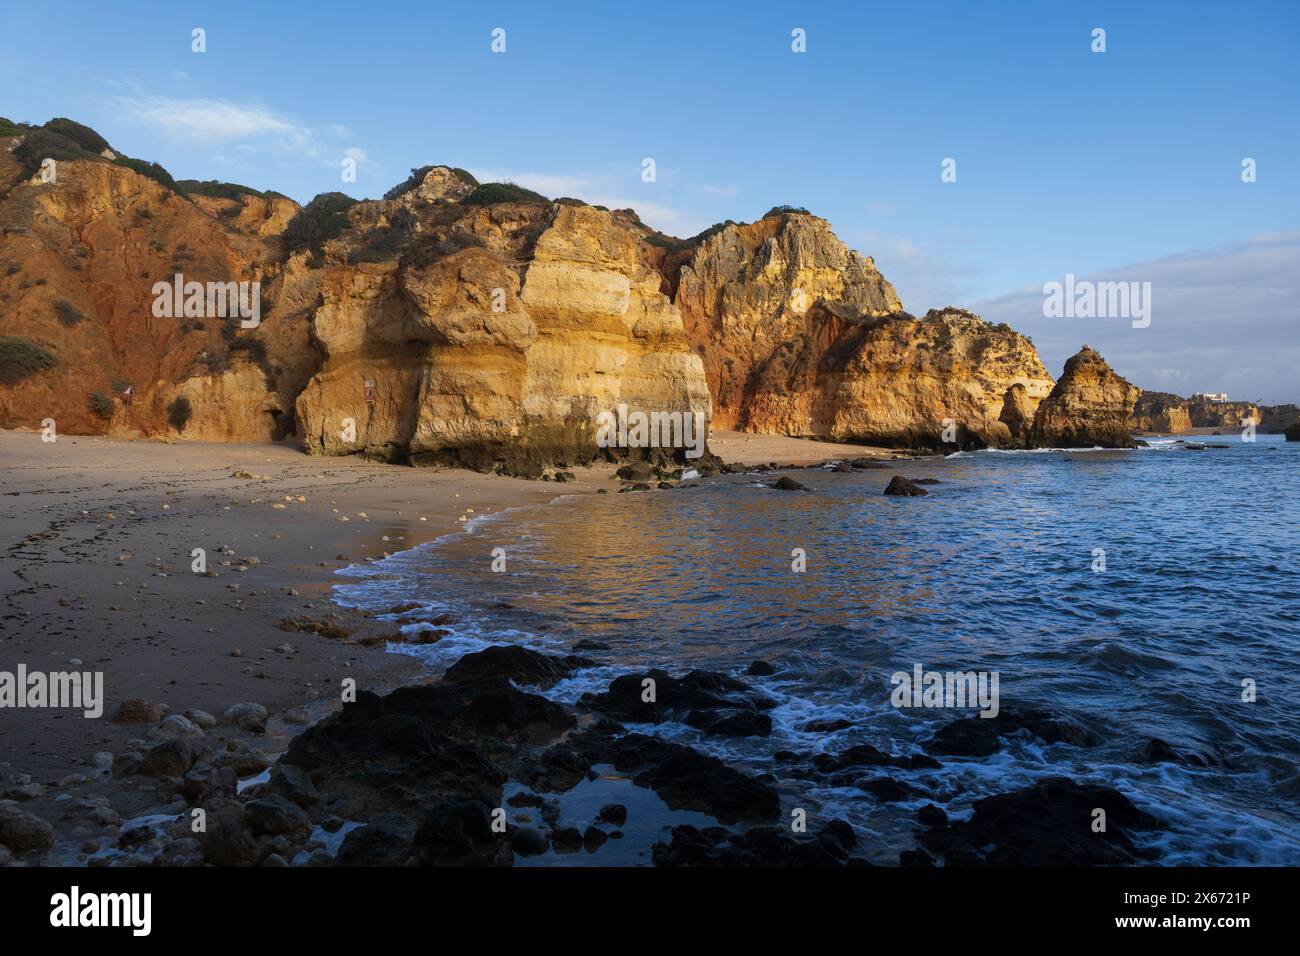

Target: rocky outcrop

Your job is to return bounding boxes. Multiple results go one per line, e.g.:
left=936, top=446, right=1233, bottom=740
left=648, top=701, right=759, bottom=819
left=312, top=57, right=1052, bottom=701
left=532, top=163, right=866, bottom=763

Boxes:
left=1286, top=422, right=1300, bottom=442
left=1131, top=391, right=1193, bottom=433
left=1259, top=403, right=1300, bottom=434
left=1032, top=346, right=1140, bottom=448
left=4, top=117, right=1290, bottom=466
left=293, top=196, right=711, bottom=474
left=1187, top=395, right=1259, bottom=429
left=669, top=210, right=1054, bottom=448
left=0, top=125, right=310, bottom=440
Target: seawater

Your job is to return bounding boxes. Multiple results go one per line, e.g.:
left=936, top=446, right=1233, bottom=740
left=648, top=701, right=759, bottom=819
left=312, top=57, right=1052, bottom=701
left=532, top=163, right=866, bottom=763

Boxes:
left=334, top=434, right=1300, bottom=865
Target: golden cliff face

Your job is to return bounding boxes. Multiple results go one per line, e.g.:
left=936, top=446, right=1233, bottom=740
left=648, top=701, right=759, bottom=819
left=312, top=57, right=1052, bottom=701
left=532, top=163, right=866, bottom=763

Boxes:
left=0, top=146, right=306, bottom=440
left=1132, top=392, right=1194, bottom=433
left=672, top=212, right=1054, bottom=448
left=0, top=122, right=1155, bottom=461
left=294, top=195, right=711, bottom=474
left=1033, top=346, right=1140, bottom=447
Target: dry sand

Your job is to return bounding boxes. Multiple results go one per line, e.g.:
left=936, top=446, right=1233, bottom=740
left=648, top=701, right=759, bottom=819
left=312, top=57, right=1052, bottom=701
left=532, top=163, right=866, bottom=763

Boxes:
left=0, top=426, right=886, bottom=851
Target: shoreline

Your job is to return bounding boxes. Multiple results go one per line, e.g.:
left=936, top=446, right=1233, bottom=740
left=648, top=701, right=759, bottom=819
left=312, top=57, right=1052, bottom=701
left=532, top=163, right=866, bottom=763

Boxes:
left=0, top=426, right=887, bottom=864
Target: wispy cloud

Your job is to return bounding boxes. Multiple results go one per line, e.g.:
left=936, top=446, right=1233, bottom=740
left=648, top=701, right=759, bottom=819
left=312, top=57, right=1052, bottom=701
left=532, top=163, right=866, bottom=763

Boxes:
left=112, top=95, right=310, bottom=145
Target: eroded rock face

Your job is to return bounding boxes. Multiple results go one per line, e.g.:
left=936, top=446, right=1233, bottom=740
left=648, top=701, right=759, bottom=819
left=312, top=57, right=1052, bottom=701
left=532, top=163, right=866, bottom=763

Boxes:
left=1187, top=395, right=1259, bottom=429
left=1033, top=346, right=1140, bottom=448
left=0, top=143, right=309, bottom=441
left=295, top=202, right=712, bottom=473
left=1132, top=391, right=1193, bottom=433
left=671, top=213, right=1054, bottom=448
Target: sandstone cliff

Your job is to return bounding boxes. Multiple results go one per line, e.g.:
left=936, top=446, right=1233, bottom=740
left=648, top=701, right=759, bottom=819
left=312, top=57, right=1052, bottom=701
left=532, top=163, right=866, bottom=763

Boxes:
left=0, top=127, right=309, bottom=441
left=1033, top=346, right=1140, bottom=448
left=293, top=192, right=711, bottom=474
left=668, top=211, right=1054, bottom=448
left=2, top=116, right=1237, bottom=466
left=1131, top=391, right=1193, bottom=433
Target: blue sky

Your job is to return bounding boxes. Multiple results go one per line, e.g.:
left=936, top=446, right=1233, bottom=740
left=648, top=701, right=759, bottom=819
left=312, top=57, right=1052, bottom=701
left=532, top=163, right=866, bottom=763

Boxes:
left=2, top=0, right=1298, bottom=400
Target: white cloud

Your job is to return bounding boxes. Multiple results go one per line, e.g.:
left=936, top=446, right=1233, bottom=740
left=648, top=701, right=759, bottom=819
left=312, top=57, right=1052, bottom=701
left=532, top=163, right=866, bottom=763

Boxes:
left=971, top=232, right=1300, bottom=404
left=112, top=96, right=309, bottom=145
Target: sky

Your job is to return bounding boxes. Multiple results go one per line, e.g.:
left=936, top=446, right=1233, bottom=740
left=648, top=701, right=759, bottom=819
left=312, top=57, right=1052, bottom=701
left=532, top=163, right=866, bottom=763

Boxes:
left=2, top=0, right=1297, bottom=401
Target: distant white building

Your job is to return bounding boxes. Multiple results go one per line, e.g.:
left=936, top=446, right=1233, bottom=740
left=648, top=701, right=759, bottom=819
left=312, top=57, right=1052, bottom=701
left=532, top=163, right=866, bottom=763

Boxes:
left=1194, top=391, right=1229, bottom=403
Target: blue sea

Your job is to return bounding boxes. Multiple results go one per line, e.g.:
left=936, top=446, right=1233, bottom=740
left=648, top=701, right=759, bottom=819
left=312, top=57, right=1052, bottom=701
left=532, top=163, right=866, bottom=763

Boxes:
left=334, top=434, right=1300, bottom=865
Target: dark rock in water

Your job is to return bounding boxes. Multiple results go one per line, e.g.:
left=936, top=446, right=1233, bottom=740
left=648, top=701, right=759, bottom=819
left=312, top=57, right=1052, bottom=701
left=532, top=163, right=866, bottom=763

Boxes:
left=525, top=741, right=592, bottom=792
left=582, top=826, right=608, bottom=852
left=860, top=777, right=912, bottom=802
left=581, top=668, right=775, bottom=735
left=506, top=791, right=544, bottom=808
left=603, top=733, right=780, bottom=823
left=921, top=777, right=1160, bottom=865
left=850, top=457, right=888, bottom=469
left=281, top=677, right=570, bottom=821
left=511, top=827, right=548, bottom=857
left=414, top=799, right=510, bottom=866
left=337, top=813, right=417, bottom=866
left=831, top=461, right=854, bottom=473
left=652, top=823, right=864, bottom=867
left=572, top=639, right=611, bottom=652
left=884, top=475, right=928, bottom=496
left=550, top=826, right=583, bottom=853
left=917, top=803, right=948, bottom=828
left=746, top=660, right=775, bottom=676
left=1285, top=423, right=1300, bottom=442
left=244, top=794, right=313, bottom=840
left=813, top=743, right=939, bottom=773
left=908, top=477, right=941, bottom=484
left=596, top=804, right=627, bottom=826
left=1140, top=737, right=1229, bottom=769
left=925, top=706, right=1097, bottom=757
left=803, top=718, right=853, bottom=733
left=443, top=644, right=592, bottom=689
left=1141, top=737, right=1181, bottom=764
left=771, top=476, right=808, bottom=491
left=684, top=707, right=772, bottom=737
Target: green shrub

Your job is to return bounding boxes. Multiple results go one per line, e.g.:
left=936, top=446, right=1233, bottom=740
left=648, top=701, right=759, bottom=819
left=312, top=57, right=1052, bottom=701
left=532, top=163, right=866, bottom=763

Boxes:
left=0, top=117, right=33, bottom=139
left=462, top=182, right=548, bottom=206
left=167, top=395, right=193, bottom=432
left=763, top=205, right=809, bottom=219
left=11, top=128, right=90, bottom=175
left=0, top=336, right=58, bottom=384
left=43, top=118, right=111, bottom=154
left=89, top=391, right=114, bottom=419
left=113, top=156, right=175, bottom=188
left=282, top=192, right=359, bottom=256
left=53, top=298, right=86, bottom=326
left=175, top=179, right=275, bottom=201
left=110, top=377, right=130, bottom=393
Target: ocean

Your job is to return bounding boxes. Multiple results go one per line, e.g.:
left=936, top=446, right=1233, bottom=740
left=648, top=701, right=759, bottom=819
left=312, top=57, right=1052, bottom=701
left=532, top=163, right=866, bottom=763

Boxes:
left=333, top=434, right=1300, bottom=865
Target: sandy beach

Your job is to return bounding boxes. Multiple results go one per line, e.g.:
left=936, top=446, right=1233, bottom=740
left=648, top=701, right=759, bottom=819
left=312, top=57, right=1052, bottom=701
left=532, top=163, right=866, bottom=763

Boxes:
left=0, top=426, right=890, bottom=857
